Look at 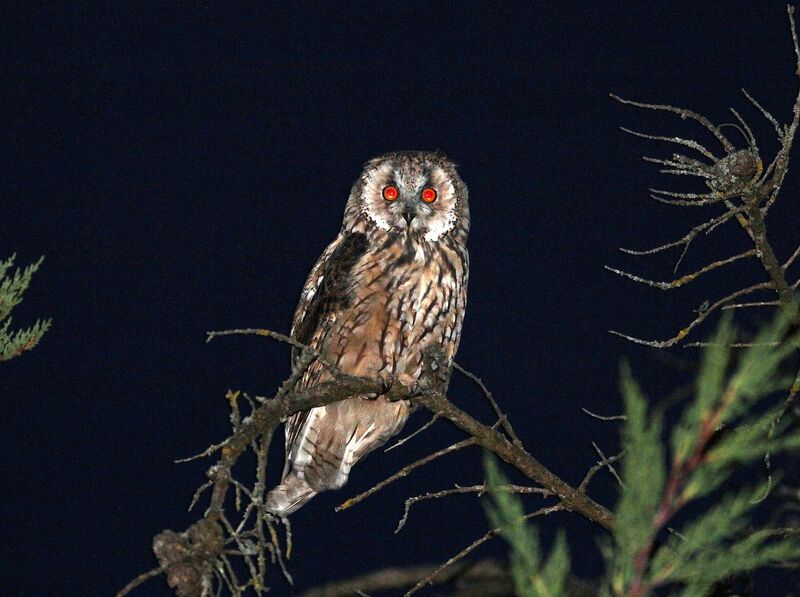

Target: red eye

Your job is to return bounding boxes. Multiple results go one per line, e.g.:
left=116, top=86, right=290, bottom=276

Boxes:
left=382, top=185, right=398, bottom=201
left=421, top=187, right=437, bottom=203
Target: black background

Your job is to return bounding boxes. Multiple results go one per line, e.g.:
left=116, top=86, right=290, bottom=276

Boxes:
left=2, top=2, right=799, bottom=595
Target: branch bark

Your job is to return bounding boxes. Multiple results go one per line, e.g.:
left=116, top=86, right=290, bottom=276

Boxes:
left=411, top=390, right=615, bottom=529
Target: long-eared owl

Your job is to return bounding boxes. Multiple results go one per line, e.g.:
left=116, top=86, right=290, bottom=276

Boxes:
left=265, top=151, right=469, bottom=515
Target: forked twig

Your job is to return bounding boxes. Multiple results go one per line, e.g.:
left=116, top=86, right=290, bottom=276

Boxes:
left=395, top=484, right=550, bottom=533
left=605, top=250, right=754, bottom=290
left=609, top=282, right=772, bottom=347
left=453, top=362, right=523, bottom=447
left=611, top=94, right=735, bottom=153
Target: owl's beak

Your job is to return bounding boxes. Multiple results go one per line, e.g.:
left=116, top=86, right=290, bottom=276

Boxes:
left=401, top=203, right=417, bottom=225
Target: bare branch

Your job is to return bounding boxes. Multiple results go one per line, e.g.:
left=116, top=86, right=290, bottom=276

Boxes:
left=403, top=504, right=564, bottom=596
left=611, top=94, right=735, bottom=153
left=784, top=243, right=800, bottom=270
left=605, top=250, right=754, bottom=290
left=683, top=341, right=780, bottom=348
left=609, top=282, right=772, bottom=347
left=300, top=559, right=509, bottom=597
left=591, top=442, right=624, bottom=488
left=618, top=126, right=716, bottom=159
left=742, top=88, right=782, bottom=137
left=643, top=155, right=714, bottom=179
left=395, top=484, right=550, bottom=534
left=722, top=300, right=780, bottom=311
left=729, top=107, right=758, bottom=151
left=453, top=362, right=523, bottom=447
left=411, top=390, right=615, bottom=529
left=746, top=205, right=800, bottom=325
left=582, top=407, right=626, bottom=422
left=384, top=414, right=440, bottom=452
left=650, top=192, right=729, bottom=207
left=337, top=437, right=478, bottom=512
left=206, top=328, right=336, bottom=371
left=619, top=205, right=746, bottom=273
left=578, top=446, right=624, bottom=492
left=175, top=439, right=230, bottom=464
left=116, top=566, right=168, bottom=597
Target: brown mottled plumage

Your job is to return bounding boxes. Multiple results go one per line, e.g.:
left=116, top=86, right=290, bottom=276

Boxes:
left=265, top=151, right=469, bottom=515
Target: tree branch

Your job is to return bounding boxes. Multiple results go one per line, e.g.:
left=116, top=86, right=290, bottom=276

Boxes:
left=125, top=328, right=615, bottom=595
left=411, top=390, right=615, bottom=529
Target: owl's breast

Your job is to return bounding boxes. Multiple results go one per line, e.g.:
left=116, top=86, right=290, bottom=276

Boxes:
left=327, top=236, right=467, bottom=385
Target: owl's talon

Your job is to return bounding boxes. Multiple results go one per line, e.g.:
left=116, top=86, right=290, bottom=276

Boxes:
left=403, top=381, right=422, bottom=398
left=359, top=372, right=395, bottom=400
left=378, top=373, right=396, bottom=394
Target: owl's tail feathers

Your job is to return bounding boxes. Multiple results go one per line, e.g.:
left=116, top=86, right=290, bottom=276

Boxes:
left=265, top=473, right=316, bottom=517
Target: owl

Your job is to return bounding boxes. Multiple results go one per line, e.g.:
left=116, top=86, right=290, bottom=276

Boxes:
left=265, top=151, right=470, bottom=515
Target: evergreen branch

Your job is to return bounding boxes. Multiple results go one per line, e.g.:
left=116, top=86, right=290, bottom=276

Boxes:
left=0, top=318, right=52, bottom=362
left=0, top=254, right=50, bottom=361
left=0, top=254, right=44, bottom=322
left=483, top=455, right=570, bottom=597
left=613, top=315, right=800, bottom=596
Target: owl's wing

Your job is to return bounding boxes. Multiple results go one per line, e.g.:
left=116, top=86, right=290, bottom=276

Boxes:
left=290, top=231, right=368, bottom=364
left=283, top=231, right=369, bottom=466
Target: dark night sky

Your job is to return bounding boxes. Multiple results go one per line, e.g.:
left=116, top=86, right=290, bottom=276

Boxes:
left=2, top=2, right=799, bottom=595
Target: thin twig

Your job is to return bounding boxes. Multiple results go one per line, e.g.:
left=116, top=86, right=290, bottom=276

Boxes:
left=403, top=505, right=564, bottom=596
left=337, top=438, right=477, bottom=512
left=650, top=192, right=729, bottom=207
left=175, top=439, right=230, bottom=464
left=742, top=88, right=782, bottom=137
left=411, top=390, right=615, bottom=529
left=189, top=481, right=214, bottom=512
left=722, top=300, right=780, bottom=310
left=619, top=205, right=746, bottom=274
left=618, top=126, right=716, bottom=159
left=395, top=484, right=550, bottom=533
left=578, top=446, right=624, bottom=492
left=784, top=243, right=800, bottom=270
left=611, top=94, right=735, bottom=153
left=757, top=361, right=800, bottom=502
left=385, top=414, right=440, bottom=452
left=207, top=328, right=336, bottom=371
left=609, top=282, right=772, bottom=347
left=683, top=341, right=779, bottom=348
left=582, top=407, right=626, bottom=421
left=605, top=249, right=754, bottom=290
left=299, top=560, right=503, bottom=597
left=116, top=565, right=168, bottom=597
left=591, top=442, right=624, bottom=488
left=453, top=362, right=523, bottom=447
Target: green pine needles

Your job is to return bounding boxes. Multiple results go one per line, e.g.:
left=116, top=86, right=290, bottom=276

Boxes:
left=484, top=315, right=800, bottom=596
left=0, top=254, right=51, bottom=361
left=484, top=455, right=570, bottom=597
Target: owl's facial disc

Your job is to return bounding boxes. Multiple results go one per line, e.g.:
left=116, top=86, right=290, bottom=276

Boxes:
left=362, top=161, right=458, bottom=241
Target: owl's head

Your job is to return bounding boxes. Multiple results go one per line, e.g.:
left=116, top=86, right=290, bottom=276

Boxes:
left=344, top=151, right=469, bottom=243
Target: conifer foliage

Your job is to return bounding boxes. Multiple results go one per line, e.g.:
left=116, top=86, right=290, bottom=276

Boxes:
left=0, top=254, right=51, bottom=361
left=485, top=315, right=800, bottom=596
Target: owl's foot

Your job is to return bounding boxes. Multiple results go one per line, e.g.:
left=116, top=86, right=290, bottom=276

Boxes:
left=361, top=371, right=396, bottom=400
left=363, top=371, right=420, bottom=401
